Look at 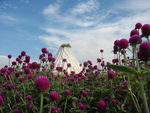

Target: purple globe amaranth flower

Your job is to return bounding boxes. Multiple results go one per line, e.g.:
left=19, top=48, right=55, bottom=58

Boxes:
left=12, top=61, right=17, bottom=65
left=0, top=96, right=3, bottom=106
left=97, top=100, right=107, bottom=110
left=48, top=91, right=61, bottom=101
left=26, top=95, right=33, bottom=101
left=135, top=22, right=142, bottom=29
left=130, top=29, right=139, bottom=36
left=111, top=99, right=117, bottom=105
left=64, top=89, right=71, bottom=95
left=141, top=24, right=150, bottom=37
left=129, top=35, right=142, bottom=45
left=21, top=51, right=26, bottom=56
left=100, top=49, right=104, bottom=53
left=72, top=98, right=78, bottom=103
left=119, top=39, right=129, bottom=49
left=8, top=55, right=12, bottom=59
left=34, top=75, right=50, bottom=91
left=13, top=108, right=20, bottom=113
left=25, top=56, right=30, bottom=63
left=41, top=48, right=47, bottom=53
left=28, top=104, right=34, bottom=109
left=138, top=42, right=150, bottom=61
left=82, top=91, right=89, bottom=96
left=108, top=71, right=115, bottom=79
left=31, top=62, right=38, bottom=69
left=97, top=58, right=101, bottom=62
left=114, top=40, right=120, bottom=46
left=79, top=103, right=86, bottom=110
left=19, top=76, right=26, bottom=82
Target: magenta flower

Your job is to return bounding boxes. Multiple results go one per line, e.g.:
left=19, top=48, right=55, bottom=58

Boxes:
left=114, top=40, right=120, bottom=46
left=138, top=42, right=150, bottom=61
left=97, top=100, right=106, bottom=110
left=97, top=58, right=101, bottom=62
left=135, top=22, right=142, bottom=29
left=19, top=76, right=26, bottom=82
left=8, top=55, right=12, bottom=59
left=48, top=91, right=61, bottom=101
left=79, top=103, right=86, bottom=110
left=100, top=49, right=104, bottom=53
left=0, top=96, right=3, bottom=106
left=34, top=75, right=50, bottom=91
left=119, top=39, right=129, bottom=49
left=41, top=48, right=48, bottom=53
left=111, top=99, right=117, bottom=105
left=108, top=71, right=115, bottom=79
left=13, top=108, right=20, bottom=113
left=28, top=104, right=34, bottom=109
left=82, top=91, right=89, bottom=96
left=72, top=98, right=78, bottom=103
left=129, top=35, right=142, bottom=45
left=64, top=90, right=71, bottom=95
left=130, top=29, right=139, bottom=36
left=141, top=24, right=150, bottom=36
left=31, top=62, right=38, bottom=69
left=26, top=95, right=33, bottom=101
left=25, top=56, right=30, bottom=63
left=21, top=51, right=26, bottom=56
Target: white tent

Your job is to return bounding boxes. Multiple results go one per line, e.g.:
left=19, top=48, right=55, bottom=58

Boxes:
left=54, top=44, right=82, bottom=74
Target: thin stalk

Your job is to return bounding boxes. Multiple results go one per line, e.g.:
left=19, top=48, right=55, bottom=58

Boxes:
left=140, top=82, right=150, bottom=113
left=40, top=93, right=44, bottom=113
left=64, top=98, right=68, bottom=113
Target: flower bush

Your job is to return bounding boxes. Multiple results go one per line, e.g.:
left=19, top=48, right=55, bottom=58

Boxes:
left=0, top=22, right=150, bottom=113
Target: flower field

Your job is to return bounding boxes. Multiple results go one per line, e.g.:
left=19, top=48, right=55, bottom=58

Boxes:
left=0, top=23, right=150, bottom=113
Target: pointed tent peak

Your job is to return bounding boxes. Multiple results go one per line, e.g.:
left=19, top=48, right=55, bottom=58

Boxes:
left=60, top=43, right=71, bottom=48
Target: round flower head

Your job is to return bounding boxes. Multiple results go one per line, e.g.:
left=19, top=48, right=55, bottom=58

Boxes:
left=0, top=96, right=3, bottom=106
left=34, top=75, right=50, bottom=91
left=130, top=29, right=139, bottom=36
left=129, top=35, right=142, bottom=45
left=119, top=39, right=129, bottom=49
left=21, top=51, right=26, bottom=56
left=8, top=55, right=12, bottom=59
left=138, top=42, right=150, bottom=61
left=114, top=40, right=120, bottom=46
left=108, top=71, right=115, bottom=79
left=48, top=91, right=61, bottom=101
left=141, top=24, right=150, bottom=37
left=64, top=90, right=71, bottom=95
left=135, top=22, right=142, bottom=29
left=97, top=100, right=106, bottom=110
left=41, top=48, right=47, bottom=53
left=79, top=103, right=86, bottom=110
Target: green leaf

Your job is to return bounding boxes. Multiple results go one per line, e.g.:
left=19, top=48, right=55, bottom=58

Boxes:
left=106, top=64, right=138, bottom=75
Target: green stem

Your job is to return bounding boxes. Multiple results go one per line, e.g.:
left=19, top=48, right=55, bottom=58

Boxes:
left=40, top=93, right=44, bottom=113
left=140, top=82, right=150, bottom=113
left=64, top=98, right=68, bottom=113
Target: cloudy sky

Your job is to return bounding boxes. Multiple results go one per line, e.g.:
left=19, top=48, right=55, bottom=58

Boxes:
left=0, top=0, right=150, bottom=67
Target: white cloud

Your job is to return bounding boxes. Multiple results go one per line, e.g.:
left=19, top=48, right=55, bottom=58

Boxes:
left=43, top=3, right=60, bottom=15
left=71, top=0, right=99, bottom=15
left=39, top=0, right=150, bottom=64
left=0, top=55, right=10, bottom=68
left=0, top=14, right=17, bottom=22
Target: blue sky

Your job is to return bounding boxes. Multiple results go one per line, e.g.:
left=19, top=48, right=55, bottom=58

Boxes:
left=0, top=0, right=150, bottom=67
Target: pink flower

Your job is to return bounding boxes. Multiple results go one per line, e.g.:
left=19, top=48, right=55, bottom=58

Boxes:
left=82, top=91, right=89, bottom=96
left=111, top=99, right=117, bottom=105
left=130, top=29, right=139, bottom=36
left=129, top=35, right=142, bottom=45
left=138, top=42, right=150, bottom=61
left=119, top=39, right=129, bottom=49
left=79, top=103, right=86, bottom=110
left=28, top=104, right=34, bottom=109
left=41, top=48, right=47, bottom=53
left=8, top=55, right=12, bottom=59
left=108, top=71, right=115, bottom=79
left=48, top=91, right=61, bottom=101
left=0, top=96, right=3, bottom=106
left=135, top=22, right=142, bottom=29
left=141, top=24, right=150, bottom=36
left=19, top=76, right=26, bottom=82
left=34, top=75, right=50, bottom=91
left=27, top=95, right=33, bottom=101
left=64, top=90, right=71, bottom=95
left=97, top=100, right=106, bottom=110
left=21, top=51, right=26, bottom=56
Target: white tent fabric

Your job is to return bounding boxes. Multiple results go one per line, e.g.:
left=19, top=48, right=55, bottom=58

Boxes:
left=54, top=44, right=82, bottom=74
